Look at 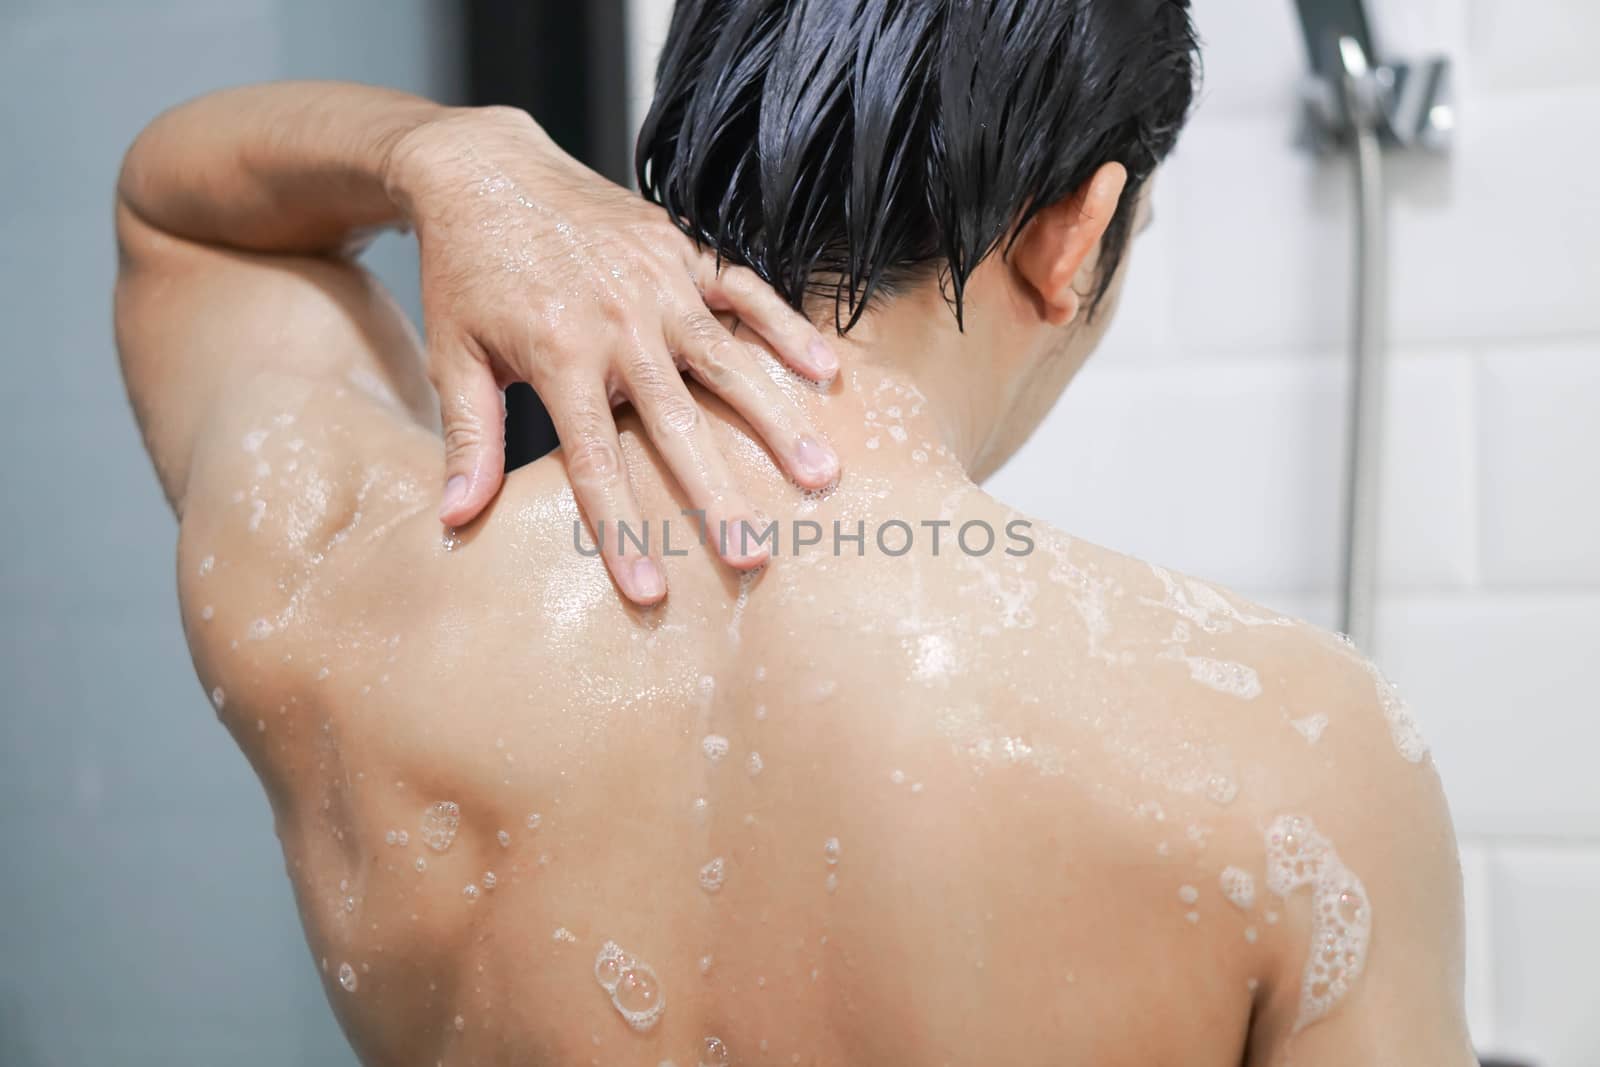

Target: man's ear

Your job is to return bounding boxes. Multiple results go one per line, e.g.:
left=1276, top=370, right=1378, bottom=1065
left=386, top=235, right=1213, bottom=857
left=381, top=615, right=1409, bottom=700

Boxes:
left=1011, top=162, right=1129, bottom=327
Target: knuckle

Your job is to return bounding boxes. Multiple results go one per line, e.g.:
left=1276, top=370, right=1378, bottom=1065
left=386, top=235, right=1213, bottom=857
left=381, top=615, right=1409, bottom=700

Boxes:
left=650, top=391, right=702, bottom=438
left=627, top=351, right=683, bottom=397
left=678, top=310, right=726, bottom=347
left=716, top=265, right=756, bottom=296
left=442, top=419, right=483, bottom=460
left=691, top=339, right=744, bottom=391
left=595, top=294, right=631, bottom=328
left=563, top=436, right=621, bottom=482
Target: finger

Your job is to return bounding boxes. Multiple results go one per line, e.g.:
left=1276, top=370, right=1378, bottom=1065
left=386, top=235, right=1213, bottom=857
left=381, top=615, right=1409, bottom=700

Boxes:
left=691, top=260, right=840, bottom=382
left=544, top=374, right=666, bottom=606
left=677, top=317, right=840, bottom=490
left=622, top=334, right=770, bottom=571
left=432, top=341, right=508, bottom=528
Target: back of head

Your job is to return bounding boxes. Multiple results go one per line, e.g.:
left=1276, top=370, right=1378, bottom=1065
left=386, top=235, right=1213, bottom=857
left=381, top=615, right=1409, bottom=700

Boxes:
left=637, top=0, right=1199, bottom=332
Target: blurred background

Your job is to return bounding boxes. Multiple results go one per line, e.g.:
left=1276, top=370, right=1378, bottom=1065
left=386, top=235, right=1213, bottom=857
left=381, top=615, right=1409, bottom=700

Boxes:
left=0, top=0, right=1593, bottom=1064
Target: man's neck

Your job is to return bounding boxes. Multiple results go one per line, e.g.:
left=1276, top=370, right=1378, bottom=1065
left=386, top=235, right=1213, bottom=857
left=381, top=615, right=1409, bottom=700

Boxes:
left=802, top=285, right=1024, bottom=477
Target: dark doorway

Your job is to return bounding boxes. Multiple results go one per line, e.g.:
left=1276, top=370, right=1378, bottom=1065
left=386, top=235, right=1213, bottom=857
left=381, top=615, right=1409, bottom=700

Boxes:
left=465, top=0, right=633, bottom=470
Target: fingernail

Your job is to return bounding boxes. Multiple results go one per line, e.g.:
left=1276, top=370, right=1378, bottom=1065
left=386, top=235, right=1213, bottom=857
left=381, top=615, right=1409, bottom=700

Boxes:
left=630, top=557, right=665, bottom=601
left=807, top=338, right=839, bottom=377
left=726, top=516, right=771, bottom=564
left=439, top=475, right=468, bottom=520
left=795, top=436, right=839, bottom=484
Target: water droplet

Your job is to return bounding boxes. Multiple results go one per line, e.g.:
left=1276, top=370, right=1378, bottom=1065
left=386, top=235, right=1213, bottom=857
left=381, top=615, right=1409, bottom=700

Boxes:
left=594, top=941, right=666, bottom=1031
left=497, top=829, right=511, bottom=847
left=483, top=871, right=497, bottom=891
left=825, top=872, right=839, bottom=894
left=248, top=618, right=274, bottom=640
left=414, top=857, right=427, bottom=872
left=823, top=837, right=841, bottom=865
left=453, top=1014, right=465, bottom=1032
left=699, top=1036, right=730, bottom=1067
left=442, top=527, right=462, bottom=551
left=420, top=801, right=460, bottom=852
left=698, top=857, right=726, bottom=893
left=462, top=883, right=480, bottom=902
left=385, top=830, right=397, bottom=846
left=199, top=555, right=215, bottom=577
left=210, top=687, right=226, bottom=711
left=396, top=830, right=408, bottom=846
left=698, top=954, right=713, bottom=974
left=200, top=605, right=214, bottom=621
left=745, top=751, right=763, bottom=777
left=889, top=769, right=906, bottom=785
left=701, top=734, right=729, bottom=763
left=338, top=962, right=358, bottom=992
left=1205, top=773, right=1239, bottom=805
left=1178, top=885, right=1199, bottom=904
left=525, top=812, right=542, bottom=831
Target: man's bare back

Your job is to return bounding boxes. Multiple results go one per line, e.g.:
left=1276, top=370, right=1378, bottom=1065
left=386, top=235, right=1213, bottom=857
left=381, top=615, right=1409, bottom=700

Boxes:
left=174, top=346, right=1469, bottom=1067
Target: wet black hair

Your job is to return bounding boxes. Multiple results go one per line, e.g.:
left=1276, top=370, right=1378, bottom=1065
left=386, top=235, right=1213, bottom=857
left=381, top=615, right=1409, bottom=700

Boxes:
left=636, top=0, right=1200, bottom=332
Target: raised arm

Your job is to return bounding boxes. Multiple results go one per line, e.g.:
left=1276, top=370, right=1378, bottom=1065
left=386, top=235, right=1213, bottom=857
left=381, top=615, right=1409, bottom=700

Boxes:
left=117, top=81, right=842, bottom=602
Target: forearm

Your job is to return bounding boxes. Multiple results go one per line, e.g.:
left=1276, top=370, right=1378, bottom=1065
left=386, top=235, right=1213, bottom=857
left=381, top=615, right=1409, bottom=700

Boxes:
left=117, top=81, right=458, bottom=254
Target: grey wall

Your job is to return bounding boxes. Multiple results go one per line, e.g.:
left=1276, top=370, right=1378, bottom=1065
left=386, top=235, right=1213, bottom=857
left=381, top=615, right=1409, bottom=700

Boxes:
left=0, top=3, right=462, bottom=1063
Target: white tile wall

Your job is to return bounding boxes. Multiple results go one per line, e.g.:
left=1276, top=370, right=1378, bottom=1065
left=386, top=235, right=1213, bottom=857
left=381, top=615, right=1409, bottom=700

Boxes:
left=1490, top=848, right=1600, bottom=1065
left=1480, top=343, right=1600, bottom=588
left=622, top=0, right=1600, bottom=1061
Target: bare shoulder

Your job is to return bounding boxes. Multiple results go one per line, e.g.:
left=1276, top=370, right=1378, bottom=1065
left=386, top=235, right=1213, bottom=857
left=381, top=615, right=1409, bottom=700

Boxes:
left=1015, top=529, right=1474, bottom=1064
left=174, top=371, right=441, bottom=757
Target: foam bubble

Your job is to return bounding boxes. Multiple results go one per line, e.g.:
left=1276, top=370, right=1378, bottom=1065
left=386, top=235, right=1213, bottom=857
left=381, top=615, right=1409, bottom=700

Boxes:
left=1184, top=656, right=1263, bottom=700
left=700, top=1036, right=730, bottom=1067
left=1178, top=885, right=1200, bottom=904
left=1220, top=866, right=1257, bottom=910
left=1264, top=814, right=1372, bottom=1032
left=1291, top=714, right=1329, bottom=744
left=699, top=857, right=726, bottom=893
left=553, top=927, right=577, bottom=943
left=701, top=735, right=730, bottom=763
left=1366, top=662, right=1428, bottom=763
left=421, top=801, right=460, bottom=852
left=594, top=940, right=666, bottom=1032
left=497, top=830, right=511, bottom=847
